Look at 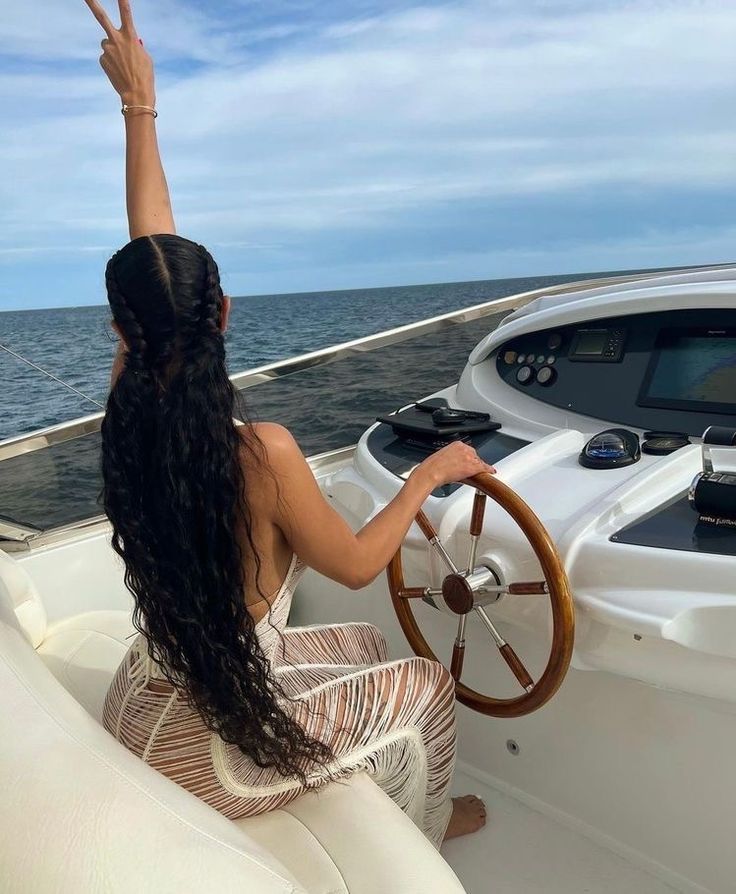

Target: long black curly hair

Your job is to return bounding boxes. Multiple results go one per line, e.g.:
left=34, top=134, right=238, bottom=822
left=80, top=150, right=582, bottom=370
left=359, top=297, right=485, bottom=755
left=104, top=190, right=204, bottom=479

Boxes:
left=101, top=234, right=332, bottom=781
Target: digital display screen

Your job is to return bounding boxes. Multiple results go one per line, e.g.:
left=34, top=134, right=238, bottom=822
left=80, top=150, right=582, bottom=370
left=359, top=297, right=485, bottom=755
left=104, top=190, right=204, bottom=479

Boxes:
left=639, top=329, right=736, bottom=413
left=573, top=330, right=608, bottom=355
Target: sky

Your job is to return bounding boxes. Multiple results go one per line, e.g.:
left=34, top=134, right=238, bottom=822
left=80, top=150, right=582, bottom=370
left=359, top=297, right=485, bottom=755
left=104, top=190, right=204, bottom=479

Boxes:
left=1, top=0, right=735, bottom=310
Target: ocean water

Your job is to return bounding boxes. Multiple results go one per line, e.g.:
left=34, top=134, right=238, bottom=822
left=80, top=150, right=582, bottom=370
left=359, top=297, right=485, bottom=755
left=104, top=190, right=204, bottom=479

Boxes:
left=0, top=272, right=606, bottom=444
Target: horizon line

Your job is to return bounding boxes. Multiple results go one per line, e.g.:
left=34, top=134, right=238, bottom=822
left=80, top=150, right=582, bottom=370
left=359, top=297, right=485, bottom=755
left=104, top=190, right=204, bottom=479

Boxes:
left=3, top=261, right=732, bottom=315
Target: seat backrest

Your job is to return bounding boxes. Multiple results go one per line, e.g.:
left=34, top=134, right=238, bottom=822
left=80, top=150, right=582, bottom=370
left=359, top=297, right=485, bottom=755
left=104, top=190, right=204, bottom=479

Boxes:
left=0, top=572, right=306, bottom=894
left=0, top=550, right=46, bottom=647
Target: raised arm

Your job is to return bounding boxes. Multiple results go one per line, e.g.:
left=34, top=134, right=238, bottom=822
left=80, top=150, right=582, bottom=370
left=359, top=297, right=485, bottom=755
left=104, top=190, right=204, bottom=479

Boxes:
left=84, top=0, right=175, bottom=238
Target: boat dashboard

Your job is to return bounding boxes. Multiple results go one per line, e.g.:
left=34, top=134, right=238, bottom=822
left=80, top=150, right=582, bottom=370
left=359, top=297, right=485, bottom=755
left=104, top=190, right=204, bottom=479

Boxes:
left=331, top=271, right=736, bottom=703
left=493, top=307, right=736, bottom=436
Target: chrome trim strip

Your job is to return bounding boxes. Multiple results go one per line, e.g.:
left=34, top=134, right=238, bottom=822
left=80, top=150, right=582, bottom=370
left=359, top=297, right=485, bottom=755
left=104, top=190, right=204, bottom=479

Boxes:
left=0, top=515, right=109, bottom=553
left=0, top=520, right=40, bottom=544
left=306, top=443, right=357, bottom=474
left=0, top=417, right=102, bottom=463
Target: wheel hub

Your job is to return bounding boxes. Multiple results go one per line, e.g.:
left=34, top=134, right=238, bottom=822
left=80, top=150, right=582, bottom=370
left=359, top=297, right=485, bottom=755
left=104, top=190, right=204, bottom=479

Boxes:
left=441, top=567, right=499, bottom=615
left=441, top=573, right=474, bottom=614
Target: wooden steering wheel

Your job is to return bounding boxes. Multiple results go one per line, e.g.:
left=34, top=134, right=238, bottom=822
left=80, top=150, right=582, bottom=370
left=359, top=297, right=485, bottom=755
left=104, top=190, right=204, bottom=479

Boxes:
left=387, top=471, right=575, bottom=717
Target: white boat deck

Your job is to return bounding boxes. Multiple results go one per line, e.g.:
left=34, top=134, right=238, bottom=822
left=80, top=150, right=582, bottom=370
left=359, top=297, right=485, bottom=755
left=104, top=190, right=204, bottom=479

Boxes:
left=443, top=769, right=679, bottom=894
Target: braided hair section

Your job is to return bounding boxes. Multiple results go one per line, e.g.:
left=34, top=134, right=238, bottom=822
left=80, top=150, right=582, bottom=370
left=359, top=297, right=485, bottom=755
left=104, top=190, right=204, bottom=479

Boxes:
left=102, top=235, right=333, bottom=780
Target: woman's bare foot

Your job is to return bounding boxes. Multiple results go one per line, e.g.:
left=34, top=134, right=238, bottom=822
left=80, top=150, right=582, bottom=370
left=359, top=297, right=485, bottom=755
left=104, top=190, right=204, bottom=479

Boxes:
left=443, top=795, right=487, bottom=841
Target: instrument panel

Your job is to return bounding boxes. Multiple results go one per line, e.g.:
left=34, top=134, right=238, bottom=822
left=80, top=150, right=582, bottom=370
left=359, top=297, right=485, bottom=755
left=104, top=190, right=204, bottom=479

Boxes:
left=495, top=309, right=736, bottom=436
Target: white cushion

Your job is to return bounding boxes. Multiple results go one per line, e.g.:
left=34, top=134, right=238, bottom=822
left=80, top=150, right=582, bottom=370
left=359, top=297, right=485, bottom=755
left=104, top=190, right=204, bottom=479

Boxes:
left=0, top=550, right=46, bottom=647
left=37, top=609, right=136, bottom=721
left=236, top=772, right=465, bottom=894
left=0, top=596, right=305, bottom=894
left=237, top=807, right=348, bottom=892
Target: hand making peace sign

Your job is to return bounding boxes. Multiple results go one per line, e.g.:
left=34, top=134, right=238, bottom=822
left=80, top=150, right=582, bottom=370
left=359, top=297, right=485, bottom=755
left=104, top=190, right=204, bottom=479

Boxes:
left=82, top=0, right=174, bottom=242
left=83, top=0, right=155, bottom=107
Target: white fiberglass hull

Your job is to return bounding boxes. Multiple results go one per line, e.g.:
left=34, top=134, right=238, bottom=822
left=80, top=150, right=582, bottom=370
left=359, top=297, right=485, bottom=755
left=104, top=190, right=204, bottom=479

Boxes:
left=295, top=510, right=732, bottom=894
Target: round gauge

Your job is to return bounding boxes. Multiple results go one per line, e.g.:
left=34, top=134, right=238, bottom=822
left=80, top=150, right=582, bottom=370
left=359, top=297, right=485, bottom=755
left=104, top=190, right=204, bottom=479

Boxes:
left=503, top=350, right=517, bottom=365
left=537, top=366, right=557, bottom=386
left=516, top=365, right=535, bottom=385
left=547, top=333, right=563, bottom=350
left=517, top=354, right=526, bottom=364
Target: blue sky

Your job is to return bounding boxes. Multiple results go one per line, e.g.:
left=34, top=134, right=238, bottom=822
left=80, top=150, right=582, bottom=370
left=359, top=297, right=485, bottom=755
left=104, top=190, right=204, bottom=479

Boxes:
left=1, top=0, right=735, bottom=310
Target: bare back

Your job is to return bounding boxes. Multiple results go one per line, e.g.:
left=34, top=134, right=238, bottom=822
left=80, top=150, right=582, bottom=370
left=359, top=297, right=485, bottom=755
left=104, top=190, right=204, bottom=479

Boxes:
left=237, top=423, right=295, bottom=625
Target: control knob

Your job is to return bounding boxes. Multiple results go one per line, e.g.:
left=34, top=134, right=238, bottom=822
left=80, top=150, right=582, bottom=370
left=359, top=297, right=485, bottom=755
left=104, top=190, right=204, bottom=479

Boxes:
left=516, top=365, right=535, bottom=385
left=536, top=366, right=557, bottom=386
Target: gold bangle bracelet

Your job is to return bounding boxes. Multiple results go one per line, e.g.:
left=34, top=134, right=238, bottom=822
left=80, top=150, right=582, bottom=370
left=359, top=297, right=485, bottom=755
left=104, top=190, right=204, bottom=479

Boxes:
left=121, top=104, right=158, bottom=118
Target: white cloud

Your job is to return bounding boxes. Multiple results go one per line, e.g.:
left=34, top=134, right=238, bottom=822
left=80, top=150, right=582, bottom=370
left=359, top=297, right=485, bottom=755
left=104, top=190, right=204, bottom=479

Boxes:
left=1, top=0, right=735, bottom=303
left=0, top=0, right=236, bottom=63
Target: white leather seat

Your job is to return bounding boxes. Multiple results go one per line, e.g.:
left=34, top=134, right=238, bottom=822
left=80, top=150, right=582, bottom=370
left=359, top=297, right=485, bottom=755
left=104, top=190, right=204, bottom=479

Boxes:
left=236, top=773, right=463, bottom=894
left=0, top=549, right=466, bottom=893
left=38, top=610, right=136, bottom=720
left=3, top=544, right=137, bottom=721
left=0, top=588, right=304, bottom=893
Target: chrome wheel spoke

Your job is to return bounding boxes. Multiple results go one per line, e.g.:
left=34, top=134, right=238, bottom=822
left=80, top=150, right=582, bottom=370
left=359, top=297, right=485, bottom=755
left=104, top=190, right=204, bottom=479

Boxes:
left=475, top=606, right=534, bottom=692
left=467, top=535, right=479, bottom=576
left=432, top=538, right=460, bottom=575
left=415, top=509, right=459, bottom=574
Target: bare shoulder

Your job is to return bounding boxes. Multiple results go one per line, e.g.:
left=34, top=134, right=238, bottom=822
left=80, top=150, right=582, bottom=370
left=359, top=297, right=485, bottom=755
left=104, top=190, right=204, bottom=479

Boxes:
left=238, top=422, right=304, bottom=473
left=237, top=423, right=313, bottom=530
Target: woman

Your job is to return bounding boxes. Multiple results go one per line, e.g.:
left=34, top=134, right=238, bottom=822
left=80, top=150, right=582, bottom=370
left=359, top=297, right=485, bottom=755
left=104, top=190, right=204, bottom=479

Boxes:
left=85, top=0, right=489, bottom=847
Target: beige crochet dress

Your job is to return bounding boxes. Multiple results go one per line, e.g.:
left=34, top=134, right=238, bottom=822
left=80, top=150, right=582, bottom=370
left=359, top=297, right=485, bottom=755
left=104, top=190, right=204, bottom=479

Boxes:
left=103, top=556, right=456, bottom=847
